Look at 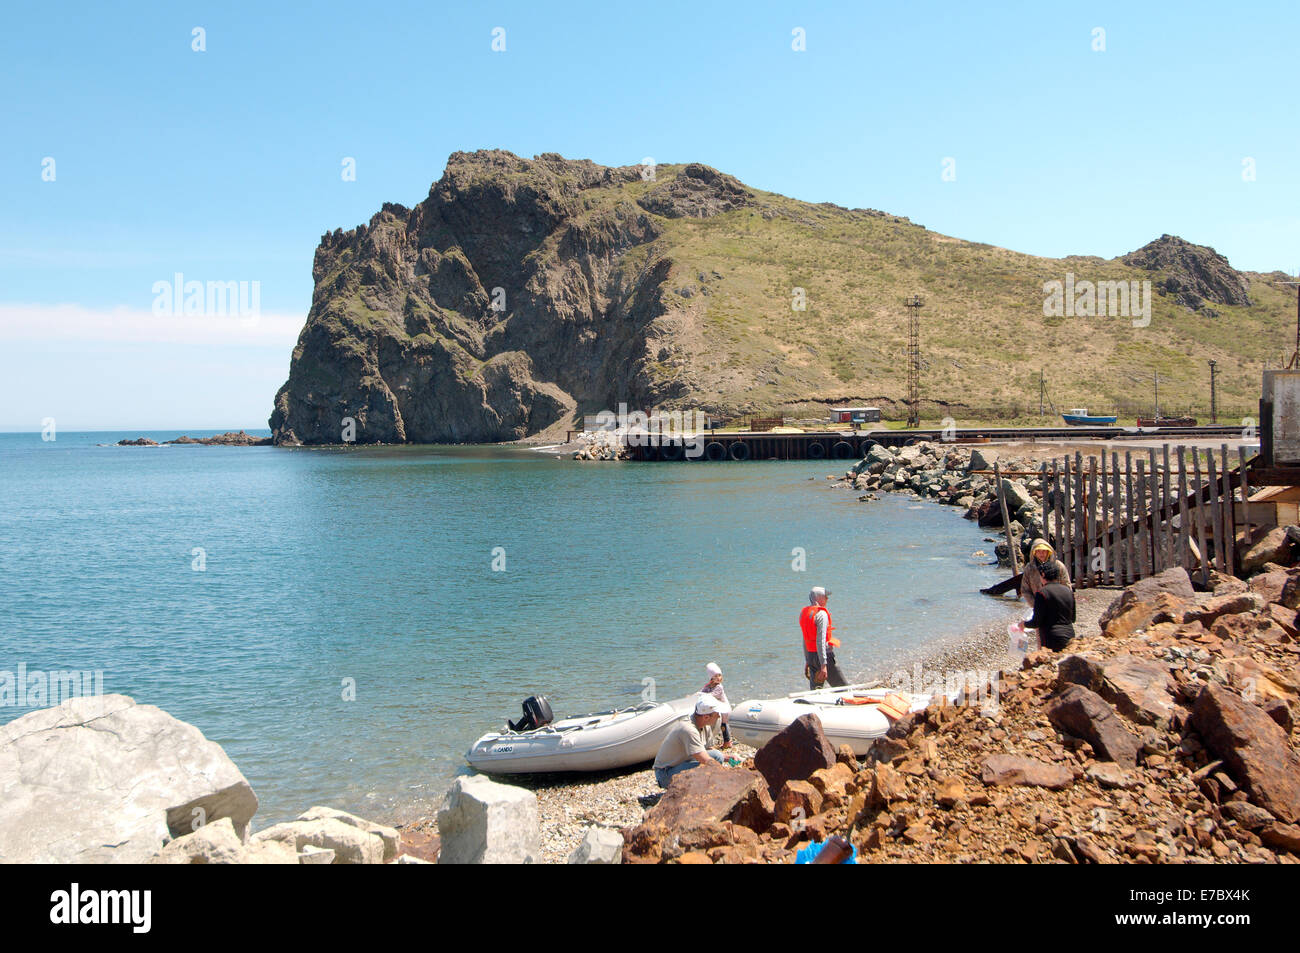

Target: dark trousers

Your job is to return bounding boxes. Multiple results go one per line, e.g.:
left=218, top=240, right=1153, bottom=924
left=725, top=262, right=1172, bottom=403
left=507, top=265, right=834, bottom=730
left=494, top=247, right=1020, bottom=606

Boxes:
left=805, top=649, right=848, bottom=690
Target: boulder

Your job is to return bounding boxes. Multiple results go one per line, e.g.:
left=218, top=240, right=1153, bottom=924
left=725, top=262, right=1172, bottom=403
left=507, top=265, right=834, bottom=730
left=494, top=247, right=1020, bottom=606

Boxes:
left=1099, top=567, right=1195, bottom=631
left=1192, top=683, right=1300, bottom=823
left=1248, top=569, right=1293, bottom=604
left=1265, top=604, right=1299, bottom=639
left=867, top=762, right=909, bottom=807
left=148, top=818, right=245, bottom=864
left=1213, top=657, right=1298, bottom=705
left=297, top=845, right=335, bottom=865
left=568, top=827, right=623, bottom=864
left=436, top=775, right=539, bottom=864
left=999, top=479, right=1034, bottom=517
left=1046, top=684, right=1142, bottom=767
left=774, top=780, right=823, bottom=824
left=1260, top=822, right=1300, bottom=853
left=967, top=448, right=995, bottom=472
left=974, top=499, right=1003, bottom=528
left=1213, top=612, right=1292, bottom=645
left=1056, top=654, right=1104, bottom=692
left=296, top=805, right=399, bottom=862
left=752, top=713, right=837, bottom=797
left=1100, top=591, right=1188, bottom=640
left=1220, top=801, right=1274, bottom=830
left=1282, top=576, right=1300, bottom=611
left=0, top=694, right=258, bottom=864
left=980, top=755, right=1074, bottom=790
left=641, top=765, right=771, bottom=833
left=1097, top=655, right=1178, bottom=729
left=1240, top=527, right=1296, bottom=575
left=252, top=817, right=385, bottom=864
left=1183, top=592, right=1265, bottom=628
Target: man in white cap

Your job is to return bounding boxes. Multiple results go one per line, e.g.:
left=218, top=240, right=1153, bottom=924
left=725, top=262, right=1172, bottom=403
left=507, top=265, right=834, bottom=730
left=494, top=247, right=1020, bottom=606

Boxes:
left=652, top=694, right=731, bottom=788
left=800, top=586, right=846, bottom=690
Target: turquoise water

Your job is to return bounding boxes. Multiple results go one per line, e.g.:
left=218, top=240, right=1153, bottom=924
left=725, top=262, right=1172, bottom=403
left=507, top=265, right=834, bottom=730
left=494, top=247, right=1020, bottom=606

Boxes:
left=0, top=431, right=1010, bottom=824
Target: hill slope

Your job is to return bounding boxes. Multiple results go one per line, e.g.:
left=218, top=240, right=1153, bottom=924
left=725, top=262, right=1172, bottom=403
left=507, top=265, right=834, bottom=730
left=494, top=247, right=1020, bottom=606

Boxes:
left=270, top=150, right=1295, bottom=444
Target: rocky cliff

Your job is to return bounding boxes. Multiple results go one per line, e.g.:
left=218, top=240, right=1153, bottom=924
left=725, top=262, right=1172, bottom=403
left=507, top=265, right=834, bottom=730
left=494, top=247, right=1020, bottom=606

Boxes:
left=271, top=151, right=1292, bottom=444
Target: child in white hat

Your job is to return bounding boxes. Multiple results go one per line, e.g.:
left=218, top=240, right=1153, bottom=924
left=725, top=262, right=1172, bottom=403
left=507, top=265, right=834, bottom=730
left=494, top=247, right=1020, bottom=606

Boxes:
left=701, top=662, right=732, bottom=749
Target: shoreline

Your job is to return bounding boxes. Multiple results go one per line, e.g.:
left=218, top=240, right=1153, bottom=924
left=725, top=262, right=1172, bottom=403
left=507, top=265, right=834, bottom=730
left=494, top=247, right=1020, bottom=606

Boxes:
left=391, top=573, right=1083, bottom=863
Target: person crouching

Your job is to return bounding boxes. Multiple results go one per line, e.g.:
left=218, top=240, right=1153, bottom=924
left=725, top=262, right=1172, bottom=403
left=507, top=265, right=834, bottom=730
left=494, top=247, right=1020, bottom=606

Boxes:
left=653, top=695, right=730, bottom=789
left=1024, top=561, right=1076, bottom=651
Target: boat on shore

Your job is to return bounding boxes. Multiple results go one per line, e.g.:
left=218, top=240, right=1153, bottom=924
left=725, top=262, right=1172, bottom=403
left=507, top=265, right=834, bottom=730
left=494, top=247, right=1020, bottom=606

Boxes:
left=466, top=695, right=697, bottom=774
left=729, top=684, right=941, bottom=755
left=1061, top=407, right=1118, bottom=426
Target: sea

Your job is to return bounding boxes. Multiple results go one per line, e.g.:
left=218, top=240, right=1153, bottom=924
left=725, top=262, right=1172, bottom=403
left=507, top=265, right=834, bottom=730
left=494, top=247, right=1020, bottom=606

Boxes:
left=0, top=430, right=1016, bottom=825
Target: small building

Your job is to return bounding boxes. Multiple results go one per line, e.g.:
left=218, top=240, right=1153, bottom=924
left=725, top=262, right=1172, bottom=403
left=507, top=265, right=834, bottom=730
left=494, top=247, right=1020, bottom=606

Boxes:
left=829, top=406, right=881, bottom=424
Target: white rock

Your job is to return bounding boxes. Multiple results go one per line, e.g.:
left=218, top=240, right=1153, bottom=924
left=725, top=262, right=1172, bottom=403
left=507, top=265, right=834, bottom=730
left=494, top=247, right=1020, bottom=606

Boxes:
left=0, top=694, right=259, bottom=863
left=296, top=805, right=400, bottom=862
left=149, top=817, right=245, bottom=864
left=396, top=854, right=433, bottom=864
left=437, top=775, right=539, bottom=864
left=298, top=845, right=336, bottom=865
left=568, top=827, right=623, bottom=864
left=252, top=817, right=384, bottom=864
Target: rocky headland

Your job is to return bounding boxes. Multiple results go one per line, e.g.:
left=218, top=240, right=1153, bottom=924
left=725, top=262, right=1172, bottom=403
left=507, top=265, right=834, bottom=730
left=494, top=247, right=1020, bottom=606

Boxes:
left=268, top=150, right=1294, bottom=447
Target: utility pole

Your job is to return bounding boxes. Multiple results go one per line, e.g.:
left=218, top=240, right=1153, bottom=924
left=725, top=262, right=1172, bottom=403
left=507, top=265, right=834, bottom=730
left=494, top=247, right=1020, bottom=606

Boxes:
left=1153, top=371, right=1160, bottom=421
left=904, top=295, right=923, bottom=428
left=1208, top=359, right=1218, bottom=423
left=1039, top=369, right=1044, bottom=417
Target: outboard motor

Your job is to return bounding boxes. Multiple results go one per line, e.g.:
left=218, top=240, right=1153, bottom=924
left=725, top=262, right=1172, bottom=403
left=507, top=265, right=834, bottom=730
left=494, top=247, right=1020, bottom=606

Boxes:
left=508, top=695, right=554, bottom=732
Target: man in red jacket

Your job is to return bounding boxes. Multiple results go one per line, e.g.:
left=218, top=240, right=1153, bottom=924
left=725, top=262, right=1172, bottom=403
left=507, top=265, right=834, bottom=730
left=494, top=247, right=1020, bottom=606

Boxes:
left=800, top=586, right=847, bottom=689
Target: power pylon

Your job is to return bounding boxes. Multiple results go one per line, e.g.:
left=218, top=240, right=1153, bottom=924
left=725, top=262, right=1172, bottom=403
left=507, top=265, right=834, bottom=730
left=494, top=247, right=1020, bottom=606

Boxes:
left=904, top=295, right=923, bottom=428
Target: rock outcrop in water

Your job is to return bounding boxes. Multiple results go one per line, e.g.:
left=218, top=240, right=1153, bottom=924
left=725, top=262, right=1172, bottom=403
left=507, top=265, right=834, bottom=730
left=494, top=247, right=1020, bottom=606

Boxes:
left=270, top=151, right=1286, bottom=446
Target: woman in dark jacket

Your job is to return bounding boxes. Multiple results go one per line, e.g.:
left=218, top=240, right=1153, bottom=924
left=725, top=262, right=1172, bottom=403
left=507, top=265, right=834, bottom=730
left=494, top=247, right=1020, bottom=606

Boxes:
left=1024, top=561, right=1075, bottom=651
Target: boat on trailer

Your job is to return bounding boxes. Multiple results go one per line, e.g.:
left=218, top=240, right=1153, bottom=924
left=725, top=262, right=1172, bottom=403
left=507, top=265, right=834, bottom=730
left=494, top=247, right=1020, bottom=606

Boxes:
left=466, top=694, right=698, bottom=774
left=729, top=684, right=942, bottom=756
left=1061, top=407, right=1118, bottom=426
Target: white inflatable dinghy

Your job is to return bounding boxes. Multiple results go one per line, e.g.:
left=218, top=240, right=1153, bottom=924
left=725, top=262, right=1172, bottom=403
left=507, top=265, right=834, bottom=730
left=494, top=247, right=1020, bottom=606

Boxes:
left=466, top=695, right=698, bottom=774
left=729, top=684, right=939, bottom=755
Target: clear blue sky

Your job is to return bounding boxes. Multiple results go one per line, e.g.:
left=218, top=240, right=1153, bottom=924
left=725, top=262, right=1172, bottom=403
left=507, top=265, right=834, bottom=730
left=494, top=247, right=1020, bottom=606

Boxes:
left=2, top=0, right=1296, bottom=429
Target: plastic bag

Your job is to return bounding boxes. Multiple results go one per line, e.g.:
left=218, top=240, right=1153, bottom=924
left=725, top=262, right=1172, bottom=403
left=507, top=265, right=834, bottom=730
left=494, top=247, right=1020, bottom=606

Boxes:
left=1007, top=620, right=1038, bottom=656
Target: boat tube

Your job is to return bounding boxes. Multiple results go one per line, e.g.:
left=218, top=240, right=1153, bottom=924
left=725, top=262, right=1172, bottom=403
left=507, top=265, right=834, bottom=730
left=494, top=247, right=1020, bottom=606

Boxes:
left=729, top=684, right=941, bottom=755
left=466, top=694, right=698, bottom=774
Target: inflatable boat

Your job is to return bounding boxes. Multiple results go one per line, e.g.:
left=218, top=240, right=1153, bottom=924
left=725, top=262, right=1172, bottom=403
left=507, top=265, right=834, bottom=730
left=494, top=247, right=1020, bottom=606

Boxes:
left=729, top=685, right=939, bottom=755
left=466, top=695, right=698, bottom=774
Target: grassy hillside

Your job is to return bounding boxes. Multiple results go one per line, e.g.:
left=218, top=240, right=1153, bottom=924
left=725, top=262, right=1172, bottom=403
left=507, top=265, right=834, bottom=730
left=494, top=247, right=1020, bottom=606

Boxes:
left=618, top=165, right=1290, bottom=424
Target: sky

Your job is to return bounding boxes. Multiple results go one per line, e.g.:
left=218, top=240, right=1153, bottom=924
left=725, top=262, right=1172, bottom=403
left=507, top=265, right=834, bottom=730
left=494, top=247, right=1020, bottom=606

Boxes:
left=2, top=0, right=1297, bottom=430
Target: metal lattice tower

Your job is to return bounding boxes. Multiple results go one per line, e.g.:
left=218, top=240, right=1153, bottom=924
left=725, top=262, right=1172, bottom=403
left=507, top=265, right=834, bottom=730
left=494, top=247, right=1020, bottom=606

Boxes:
left=904, top=295, right=923, bottom=427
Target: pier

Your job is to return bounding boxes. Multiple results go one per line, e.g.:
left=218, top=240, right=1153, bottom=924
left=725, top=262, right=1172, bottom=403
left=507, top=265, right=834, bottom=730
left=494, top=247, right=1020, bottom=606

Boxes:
left=617, top=424, right=1248, bottom=462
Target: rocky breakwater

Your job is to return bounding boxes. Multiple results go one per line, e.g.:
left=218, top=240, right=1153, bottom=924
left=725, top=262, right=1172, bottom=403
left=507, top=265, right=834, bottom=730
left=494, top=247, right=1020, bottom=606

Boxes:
left=572, top=429, right=628, bottom=461
left=0, top=694, right=417, bottom=865
left=614, top=564, right=1300, bottom=863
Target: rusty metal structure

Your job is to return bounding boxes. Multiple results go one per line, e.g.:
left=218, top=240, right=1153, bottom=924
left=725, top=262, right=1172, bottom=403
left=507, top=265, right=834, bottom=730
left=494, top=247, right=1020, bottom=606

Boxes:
left=904, top=295, right=923, bottom=427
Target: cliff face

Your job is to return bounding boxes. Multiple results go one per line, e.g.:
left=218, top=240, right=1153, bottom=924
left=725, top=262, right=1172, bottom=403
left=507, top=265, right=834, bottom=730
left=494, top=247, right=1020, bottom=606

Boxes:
left=272, top=151, right=1289, bottom=444
left=271, top=152, right=748, bottom=445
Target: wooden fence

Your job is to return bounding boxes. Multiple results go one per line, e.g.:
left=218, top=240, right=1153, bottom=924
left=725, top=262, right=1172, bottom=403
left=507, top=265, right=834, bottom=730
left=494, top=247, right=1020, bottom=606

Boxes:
left=1023, top=444, right=1253, bottom=590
